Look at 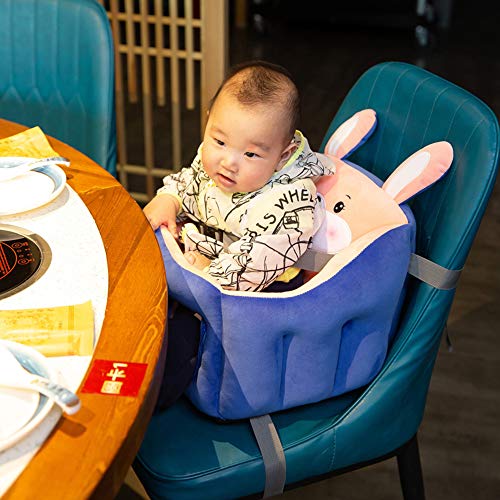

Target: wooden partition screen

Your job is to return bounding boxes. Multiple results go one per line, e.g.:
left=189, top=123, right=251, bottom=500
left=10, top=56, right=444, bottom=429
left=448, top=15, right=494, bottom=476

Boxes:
left=98, top=0, right=228, bottom=203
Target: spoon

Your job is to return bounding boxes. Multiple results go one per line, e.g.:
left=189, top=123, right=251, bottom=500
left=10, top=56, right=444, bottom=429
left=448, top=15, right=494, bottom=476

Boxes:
left=0, top=343, right=81, bottom=415
left=0, top=156, right=70, bottom=182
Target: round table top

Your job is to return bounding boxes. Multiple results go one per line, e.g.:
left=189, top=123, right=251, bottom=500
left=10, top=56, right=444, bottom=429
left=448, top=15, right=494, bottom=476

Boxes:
left=0, top=119, right=168, bottom=499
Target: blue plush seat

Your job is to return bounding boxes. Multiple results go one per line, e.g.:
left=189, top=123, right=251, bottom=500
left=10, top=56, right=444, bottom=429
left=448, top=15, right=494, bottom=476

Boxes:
left=0, top=0, right=116, bottom=175
left=134, top=62, right=499, bottom=499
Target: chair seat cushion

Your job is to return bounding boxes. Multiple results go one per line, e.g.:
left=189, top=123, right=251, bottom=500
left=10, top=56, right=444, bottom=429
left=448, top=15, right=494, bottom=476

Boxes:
left=134, top=391, right=359, bottom=500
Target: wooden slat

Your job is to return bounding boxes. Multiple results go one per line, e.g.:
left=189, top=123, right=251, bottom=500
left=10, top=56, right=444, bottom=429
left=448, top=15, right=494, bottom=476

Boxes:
left=235, top=0, right=247, bottom=29
left=200, top=0, right=228, bottom=134
left=154, top=0, right=166, bottom=106
left=184, top=0, right=195, bottom=110
left=124, top=0, right=138, bottom=103
left=109, top=0, right=129, bottom=189
left=169, top=0, right=182, bottom=168
left=105, top=12, right=202, bottom=27
left=139, top=0, right=155, bottom=199
left=115, top=45, right=202, bottom=59
left=122, top=164, right=171, bottom=177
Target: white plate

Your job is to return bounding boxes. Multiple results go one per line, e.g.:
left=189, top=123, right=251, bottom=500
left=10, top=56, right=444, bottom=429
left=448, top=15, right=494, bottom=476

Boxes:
left=0, top=341, right=57, bottom=452
left=0, top=164, right=66, bottom=216
left=0, top=156, right=69, bottom=182
left=0, top=388, right=39, bottom=443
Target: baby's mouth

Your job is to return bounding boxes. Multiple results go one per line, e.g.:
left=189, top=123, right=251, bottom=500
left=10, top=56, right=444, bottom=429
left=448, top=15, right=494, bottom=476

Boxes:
left=217, top=173, right=236, bottom=187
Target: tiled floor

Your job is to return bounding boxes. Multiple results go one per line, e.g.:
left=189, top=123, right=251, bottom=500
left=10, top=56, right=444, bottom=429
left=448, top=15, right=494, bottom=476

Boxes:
left=117, top=2, right=500, bottom=498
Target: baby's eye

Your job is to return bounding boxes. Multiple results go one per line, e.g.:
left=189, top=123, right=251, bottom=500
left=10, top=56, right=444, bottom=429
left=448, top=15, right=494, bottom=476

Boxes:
left=214, top=138, right=225, bottom=146
left=245, top=151, right=259, bottom=158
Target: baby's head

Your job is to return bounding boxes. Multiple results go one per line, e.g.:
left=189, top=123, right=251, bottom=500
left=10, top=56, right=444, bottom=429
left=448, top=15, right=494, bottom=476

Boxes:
left=202, top=61, right=301, bottom=193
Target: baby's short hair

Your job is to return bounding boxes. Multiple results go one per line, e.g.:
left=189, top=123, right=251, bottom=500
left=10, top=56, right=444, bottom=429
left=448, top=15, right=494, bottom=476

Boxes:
left=211, top=61, right=300, bottom=142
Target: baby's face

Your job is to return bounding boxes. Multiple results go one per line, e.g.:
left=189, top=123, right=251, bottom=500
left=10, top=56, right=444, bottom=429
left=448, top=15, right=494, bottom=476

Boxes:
left=201, top=93, right=294, bottom=193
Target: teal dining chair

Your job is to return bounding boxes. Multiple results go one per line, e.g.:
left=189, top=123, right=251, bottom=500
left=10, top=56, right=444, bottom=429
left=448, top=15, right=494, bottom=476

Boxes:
left=0, top=0, right=116, bottom=175
left=133, top=62, right=500, bottom=499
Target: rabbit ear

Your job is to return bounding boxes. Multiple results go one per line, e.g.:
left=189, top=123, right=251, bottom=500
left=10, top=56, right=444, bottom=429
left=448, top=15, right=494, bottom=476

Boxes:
left=324, top=109, right=377, bottom=159
left=382, top=142, right=453, bottom=204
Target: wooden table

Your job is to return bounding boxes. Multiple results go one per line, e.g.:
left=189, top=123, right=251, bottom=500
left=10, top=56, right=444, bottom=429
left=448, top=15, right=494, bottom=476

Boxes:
left=0, top=119, right=168, bottom=499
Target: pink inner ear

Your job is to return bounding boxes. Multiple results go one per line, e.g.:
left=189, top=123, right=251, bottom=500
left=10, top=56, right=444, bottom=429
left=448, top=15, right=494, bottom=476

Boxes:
left=324, top=109, right=377, bottom=159
left=383, top=142, right=453, bottom=204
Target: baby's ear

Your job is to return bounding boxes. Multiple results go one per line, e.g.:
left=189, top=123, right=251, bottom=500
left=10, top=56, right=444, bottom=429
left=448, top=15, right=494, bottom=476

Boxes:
left=277, top=142, right=297, bottom=170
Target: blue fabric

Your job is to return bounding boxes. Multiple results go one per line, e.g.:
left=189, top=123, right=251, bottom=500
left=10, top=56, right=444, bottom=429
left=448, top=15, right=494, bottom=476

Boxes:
left=155, top=176, right=416, bottom=420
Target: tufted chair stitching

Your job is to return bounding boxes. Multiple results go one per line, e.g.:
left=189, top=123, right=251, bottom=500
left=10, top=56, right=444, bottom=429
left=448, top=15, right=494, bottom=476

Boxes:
left=417, top=94, right=474, bottom=258
left=365, top=64, right=384, bottom=106
left=393, top=76, right=433, bottom=165
left=371, top=67, right=412, bottom=169
left=418, top=85, right=450, bottom=149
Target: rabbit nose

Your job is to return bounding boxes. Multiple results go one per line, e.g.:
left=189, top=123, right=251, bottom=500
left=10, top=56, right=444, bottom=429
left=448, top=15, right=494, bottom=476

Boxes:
left=310, top=212, right=352, bottom=254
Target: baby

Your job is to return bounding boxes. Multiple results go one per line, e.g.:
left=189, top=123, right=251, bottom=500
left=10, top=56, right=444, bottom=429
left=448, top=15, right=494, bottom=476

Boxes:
left=144, top=60, right=334, bottom=292
left=146, top=60, right=336, bottom=409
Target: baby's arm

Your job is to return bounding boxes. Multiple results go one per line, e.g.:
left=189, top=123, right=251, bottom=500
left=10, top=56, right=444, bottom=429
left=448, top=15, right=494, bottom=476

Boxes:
left=184, top=250, right=211, bottom=270
left=143, top=193, right=180, bottom=236
left=180, top=223, right=223, bottom=269
left=144, top=162, right=199, bottom=235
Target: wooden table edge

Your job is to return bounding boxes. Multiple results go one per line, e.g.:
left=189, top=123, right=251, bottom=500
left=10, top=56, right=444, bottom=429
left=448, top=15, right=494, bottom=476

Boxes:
left=0, top=120, right=168, bottom=498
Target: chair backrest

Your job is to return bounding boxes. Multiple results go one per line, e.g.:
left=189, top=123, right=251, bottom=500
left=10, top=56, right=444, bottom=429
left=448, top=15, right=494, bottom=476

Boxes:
left=0, top=0, right=116, bottom=175
left=322, top=62, right=499, bottom=273
left=319, top=62, right=500, bottom=461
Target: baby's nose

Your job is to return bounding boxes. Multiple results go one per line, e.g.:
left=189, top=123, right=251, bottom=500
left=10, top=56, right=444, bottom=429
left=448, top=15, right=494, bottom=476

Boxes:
left=221, top=154, right=238, bottom=171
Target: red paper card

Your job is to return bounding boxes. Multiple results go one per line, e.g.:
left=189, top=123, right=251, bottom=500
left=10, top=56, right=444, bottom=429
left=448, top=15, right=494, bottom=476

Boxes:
left=81, top=359, right=148, bottom=397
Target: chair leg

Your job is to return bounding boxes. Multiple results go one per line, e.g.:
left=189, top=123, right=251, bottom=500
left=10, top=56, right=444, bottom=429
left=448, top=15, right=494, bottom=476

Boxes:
left=397, top=434, right=425, bottom=500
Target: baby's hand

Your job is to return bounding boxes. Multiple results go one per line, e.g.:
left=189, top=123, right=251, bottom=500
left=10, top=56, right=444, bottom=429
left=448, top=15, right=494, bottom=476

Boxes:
left=184, top=250, right=211, bottom=271
left=180, top=223, right=200, bottom=252
left=143, top=194, right=180, bottom=236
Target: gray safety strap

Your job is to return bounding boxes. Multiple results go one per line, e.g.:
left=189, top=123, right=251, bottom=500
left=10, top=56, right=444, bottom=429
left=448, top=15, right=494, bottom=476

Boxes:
left=408, top=253, right=462, bottom=290
left=296, top=249, right=461, bottom=290
left=250, top=414, right=286, bottom=498
left=295, top=250, right=332, bottom=272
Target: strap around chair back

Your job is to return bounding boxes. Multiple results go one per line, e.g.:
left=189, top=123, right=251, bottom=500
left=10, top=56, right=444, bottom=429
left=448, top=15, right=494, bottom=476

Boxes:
left=297, top=250, right=462, bottom=291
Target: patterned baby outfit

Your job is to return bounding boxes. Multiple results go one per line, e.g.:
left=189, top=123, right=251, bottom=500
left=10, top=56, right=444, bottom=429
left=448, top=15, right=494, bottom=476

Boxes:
left=158, top=131, right=334, bottom=291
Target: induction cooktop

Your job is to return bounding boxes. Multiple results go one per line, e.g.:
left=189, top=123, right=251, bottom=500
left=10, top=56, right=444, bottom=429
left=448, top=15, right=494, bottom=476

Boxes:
left=0, top=224, right=51, bottom=299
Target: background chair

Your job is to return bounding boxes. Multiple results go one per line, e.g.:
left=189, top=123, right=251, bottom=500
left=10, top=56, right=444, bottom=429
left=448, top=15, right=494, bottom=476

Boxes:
left=133, top=62, right=499, bottom=499
left=0, top=0, right=116, bottom=175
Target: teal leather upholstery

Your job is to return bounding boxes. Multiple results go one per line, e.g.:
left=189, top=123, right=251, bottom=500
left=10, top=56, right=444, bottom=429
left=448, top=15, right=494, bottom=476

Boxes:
left=134, top=62, right=500, bottom=499
left=0, top=0, right=116, bottom=175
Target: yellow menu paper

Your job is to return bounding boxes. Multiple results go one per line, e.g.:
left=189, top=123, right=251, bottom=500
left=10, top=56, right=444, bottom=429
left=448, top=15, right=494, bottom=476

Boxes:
left=0, top=300, right=94, bottom=356
left=0, top=126, right=59, bottom=158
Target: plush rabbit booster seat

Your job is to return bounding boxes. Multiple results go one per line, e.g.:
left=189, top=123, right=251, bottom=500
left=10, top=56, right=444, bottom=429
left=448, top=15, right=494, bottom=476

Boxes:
left=155, top=109, right=451, bottom=421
